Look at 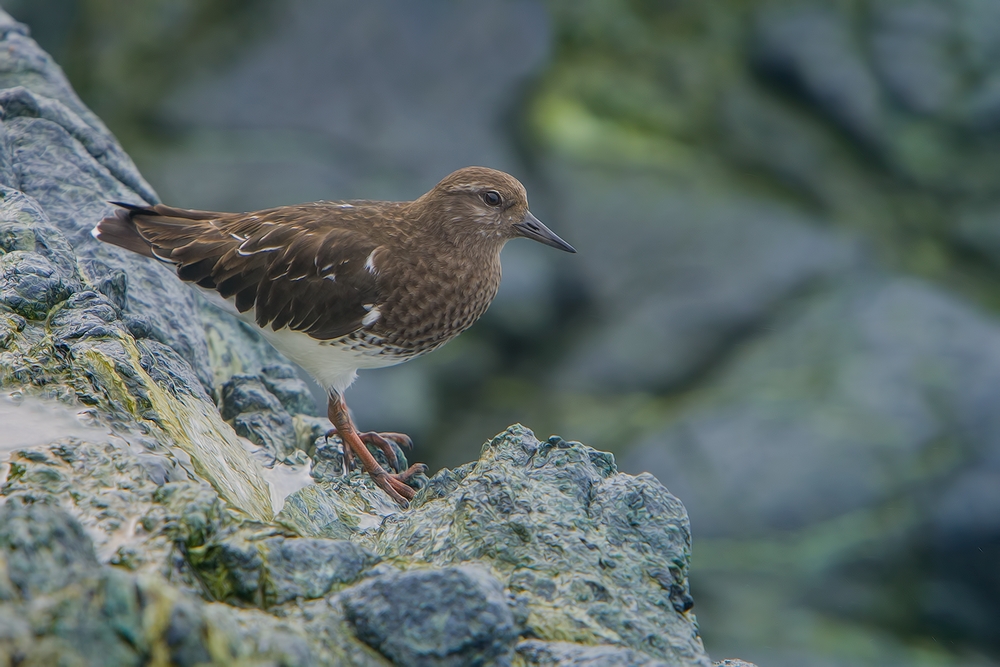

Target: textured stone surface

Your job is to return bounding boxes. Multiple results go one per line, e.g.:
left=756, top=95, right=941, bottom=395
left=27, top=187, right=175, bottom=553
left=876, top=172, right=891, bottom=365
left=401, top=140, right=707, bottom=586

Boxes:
left=263, top=536, right=377, bottom=605
left=260, top=363, right=318, bottom=415
left=222, top=373, right=298, bottom=461
left=0, top=251, right=72, bottom=320
left=0, top=495, right=322, bottom=667
left=0, top=496, right=100, bottom=598
left=517, top=640, right=672, bottom=667
left=375, top=427, right=706, bottom=666
left=342, top=565, right=517, bottom=667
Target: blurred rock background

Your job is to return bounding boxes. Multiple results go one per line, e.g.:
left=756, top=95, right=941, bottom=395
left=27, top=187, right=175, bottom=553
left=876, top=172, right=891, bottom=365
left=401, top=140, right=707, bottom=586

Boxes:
left=7, top=0, right=1000, bottom=664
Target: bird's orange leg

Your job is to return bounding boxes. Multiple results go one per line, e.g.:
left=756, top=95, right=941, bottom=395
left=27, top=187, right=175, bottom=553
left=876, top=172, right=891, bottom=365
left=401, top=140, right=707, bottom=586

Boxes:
left=327, top=394, right=426, bottom=507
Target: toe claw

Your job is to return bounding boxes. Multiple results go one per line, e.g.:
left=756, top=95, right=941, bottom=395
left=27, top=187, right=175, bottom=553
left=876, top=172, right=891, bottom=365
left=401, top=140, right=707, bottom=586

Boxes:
left=373, top=471, right=413, bottom=505
left=380, top=432, right=413, bottom=450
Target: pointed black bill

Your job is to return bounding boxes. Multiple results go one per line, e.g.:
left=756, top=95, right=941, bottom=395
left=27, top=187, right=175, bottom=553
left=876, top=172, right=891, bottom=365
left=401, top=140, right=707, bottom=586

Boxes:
left=514, top=211, right=576, bottom=253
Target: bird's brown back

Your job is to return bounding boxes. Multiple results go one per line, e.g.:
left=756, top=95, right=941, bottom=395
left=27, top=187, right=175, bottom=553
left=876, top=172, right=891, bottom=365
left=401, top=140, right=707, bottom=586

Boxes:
left=95, top=198, right=504, bottom=353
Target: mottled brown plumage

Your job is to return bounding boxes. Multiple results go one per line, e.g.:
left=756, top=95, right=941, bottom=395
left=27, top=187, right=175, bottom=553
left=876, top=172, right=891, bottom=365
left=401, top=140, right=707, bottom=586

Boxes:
left=93, top=166, right=575, bottom=506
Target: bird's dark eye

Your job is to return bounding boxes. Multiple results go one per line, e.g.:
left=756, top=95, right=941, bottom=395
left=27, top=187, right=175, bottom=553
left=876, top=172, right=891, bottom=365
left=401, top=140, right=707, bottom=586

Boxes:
left=481, top=191, right=502, bottom=207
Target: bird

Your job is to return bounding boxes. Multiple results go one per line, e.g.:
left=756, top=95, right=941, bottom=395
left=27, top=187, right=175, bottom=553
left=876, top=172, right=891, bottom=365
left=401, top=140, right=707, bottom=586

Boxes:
left=92, top=166, right=576, bottom=507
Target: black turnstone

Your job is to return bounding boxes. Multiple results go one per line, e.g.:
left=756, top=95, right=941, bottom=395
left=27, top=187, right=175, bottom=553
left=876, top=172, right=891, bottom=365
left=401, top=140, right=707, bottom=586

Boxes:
left=93, top=166, right=576, bottom=506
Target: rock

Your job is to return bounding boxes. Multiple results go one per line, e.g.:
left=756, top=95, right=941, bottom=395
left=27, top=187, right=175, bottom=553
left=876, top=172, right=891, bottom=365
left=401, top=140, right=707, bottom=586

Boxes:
left=197, top=293, right=297, bottom=391
left=260, top=363, right=317, bottom=416
left=276, top=483, right=358, bottom=541
left=0, top=495, right=99, bottom=598
left=341, top=565, right=518, bottom=667
left=625, top=277, right=1000, bottom=538
left=517, top=640, right=674, bottom=667
left=0, top=494, right=322, bottom=667
left=261, top=536, right=377, bottom=605
left=220, top=372, right=309, bottom=463
left=293, top=413, right=332, bottom=455
left=551, top=166, right=858, bottom=393
left=220, top=373, right=285, bottom=418
left=751, top=6, right=885, bottom=144
left=378, top=426, right=708, bottom=666
left=50, top=290, right=127, bottom=342
left=0, top=15, right=275, bottom=521
left=0, top=251, right=71, bottom=319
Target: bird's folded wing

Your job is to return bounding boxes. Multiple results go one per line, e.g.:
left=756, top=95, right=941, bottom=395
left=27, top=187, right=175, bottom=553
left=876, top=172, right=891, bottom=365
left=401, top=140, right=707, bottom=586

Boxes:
left=106, top=204, right=380, bottom=340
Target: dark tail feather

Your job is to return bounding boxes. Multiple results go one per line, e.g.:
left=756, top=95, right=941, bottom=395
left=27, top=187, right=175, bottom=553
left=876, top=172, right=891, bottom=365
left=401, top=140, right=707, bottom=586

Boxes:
left=91, top=205, right=158, bottom=259
left=109, top=200, right=154, bottom=213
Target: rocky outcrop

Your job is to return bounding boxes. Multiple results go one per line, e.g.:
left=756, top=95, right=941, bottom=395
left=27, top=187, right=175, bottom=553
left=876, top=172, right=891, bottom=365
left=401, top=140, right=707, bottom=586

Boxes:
left=0, top=11, right=752, bottom=667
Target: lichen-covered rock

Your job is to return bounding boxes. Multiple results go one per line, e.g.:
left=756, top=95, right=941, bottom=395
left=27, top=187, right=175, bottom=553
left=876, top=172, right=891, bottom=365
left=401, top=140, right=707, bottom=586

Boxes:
left=0, top=250, right=71, bottom=319
left=0, top=23, right=275, bottom=520
left=341, top=565, right=518, bottom=667
left=260, top=363, right=317, bottom=416
left=376, top=427, right=706, bottom=666
left=0, top=495, right=100, bottom=598
left=221, top=371, right=308, bottom=463
left=517, top=640, right=673, bottom=667
left=0, top=494, right=325, bottom=667
left=262, top=536, right=378, bottom=605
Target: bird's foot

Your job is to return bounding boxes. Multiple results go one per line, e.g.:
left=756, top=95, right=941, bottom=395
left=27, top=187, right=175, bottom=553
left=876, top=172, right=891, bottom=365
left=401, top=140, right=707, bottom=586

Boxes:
left=357, top=431, right=413, bottom=471
left=325, top=394, right=427, bottom=508
left=356, top=436, right=426, bottom=505
left=368, top=464, right=428, bottom=505
left=325, top=430, right=415, bottom=476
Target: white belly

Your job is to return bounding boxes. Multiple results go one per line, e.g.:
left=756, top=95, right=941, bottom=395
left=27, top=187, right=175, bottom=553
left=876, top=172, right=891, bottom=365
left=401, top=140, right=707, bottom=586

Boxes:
left=198, top=288, right=402, bottom=396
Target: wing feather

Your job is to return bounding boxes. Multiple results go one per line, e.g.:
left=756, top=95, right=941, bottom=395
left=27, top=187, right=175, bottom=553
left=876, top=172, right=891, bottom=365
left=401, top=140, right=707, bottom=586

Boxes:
left=98, top=203, right=385, bottom=340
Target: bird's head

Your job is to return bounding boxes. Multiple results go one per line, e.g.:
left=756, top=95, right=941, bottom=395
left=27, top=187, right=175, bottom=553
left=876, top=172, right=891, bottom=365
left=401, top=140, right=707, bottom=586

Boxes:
left=416, top=166, right=576, bottom=253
